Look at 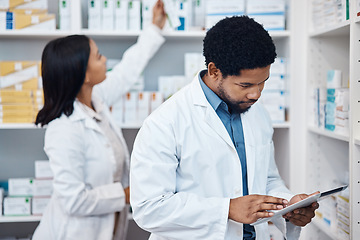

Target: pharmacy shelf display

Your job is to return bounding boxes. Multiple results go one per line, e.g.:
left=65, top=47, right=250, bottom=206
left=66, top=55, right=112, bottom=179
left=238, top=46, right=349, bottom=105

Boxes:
left=304, top=0, right=356, bottom=239
left=0, top=0, right=299, bottom=238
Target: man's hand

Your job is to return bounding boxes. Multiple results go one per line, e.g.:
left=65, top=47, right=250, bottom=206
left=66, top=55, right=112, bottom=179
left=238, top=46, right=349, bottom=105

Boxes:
left=229, top=195, right=288, bottom=224
left=283, top=192, right=320, bottom=226
left=152, top=0, right=166, bottom=29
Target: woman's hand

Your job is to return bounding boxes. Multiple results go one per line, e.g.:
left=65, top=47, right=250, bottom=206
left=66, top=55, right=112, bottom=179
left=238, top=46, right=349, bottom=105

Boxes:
left=124, top=187, right=130, bottom=204
left=152, top=0, right=166, bottom=29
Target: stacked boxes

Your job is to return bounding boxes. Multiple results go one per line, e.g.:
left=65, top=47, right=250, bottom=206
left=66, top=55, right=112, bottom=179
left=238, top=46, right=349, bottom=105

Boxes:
left=311, top=0, right=349, bottom=31
left=324, top=70, right=349, bottom=133
left=0, top=0, right=55, bottom=31
left=111, top=91, right=163, bottom=126
left=87, top=0, right=288, bottom=31
left=3, top=160, right=52, bottom=216
left=0, top=61, right=43, bottom=124
left=89, top=0, right=142, bottom=31
left=247, top=0, right=286, bottom=31
left=205, top=0, right=245, bottom=29
left=336, top=190, right=350, bottom=239
left=261, top=58, right=286, bottom=123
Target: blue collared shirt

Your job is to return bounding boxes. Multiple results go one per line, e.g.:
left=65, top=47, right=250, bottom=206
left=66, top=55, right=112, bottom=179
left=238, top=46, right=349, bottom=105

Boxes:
left=199, top=71, right=255, bottom=239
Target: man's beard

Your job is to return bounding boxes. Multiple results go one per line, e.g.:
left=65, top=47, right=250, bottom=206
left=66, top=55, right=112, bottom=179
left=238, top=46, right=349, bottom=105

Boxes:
left=217, top=84, right=256, bottom=114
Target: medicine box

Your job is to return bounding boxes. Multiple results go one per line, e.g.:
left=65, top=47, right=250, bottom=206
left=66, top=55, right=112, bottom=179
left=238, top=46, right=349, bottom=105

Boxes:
left=59, top=0, right=71, bottom=30
left=128, top=0, right=141, bottom=31
left=33, top=179, right=53, bottom=197
left=115, top=0, right=128, bottom=30
left=102, top=0, right=115, bottom=30
left=35, top=160, right=53, bottom=179
left=32, top=196, right=50, bottom=215
left=88, top=0, right=102, bottom=30
left=205, top=0, right=245, bottom=29
left=3, top=196, right=31, bottom=216
left=8, top=178, right=33, bottom=196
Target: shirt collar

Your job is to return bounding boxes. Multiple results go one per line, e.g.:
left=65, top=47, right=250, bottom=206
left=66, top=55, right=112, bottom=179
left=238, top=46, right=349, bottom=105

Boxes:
left=198, top=70, right=228, bottom=112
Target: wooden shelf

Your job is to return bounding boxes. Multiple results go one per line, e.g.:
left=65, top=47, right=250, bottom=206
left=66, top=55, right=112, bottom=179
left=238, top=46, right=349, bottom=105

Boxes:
left=308, top=126, right=349, bottom=142
left=309, top=20, right=350, bottom=37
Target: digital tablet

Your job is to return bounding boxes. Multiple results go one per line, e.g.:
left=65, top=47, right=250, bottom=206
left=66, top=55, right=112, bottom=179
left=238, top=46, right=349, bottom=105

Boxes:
left=251, top=185, right=348, bottom=226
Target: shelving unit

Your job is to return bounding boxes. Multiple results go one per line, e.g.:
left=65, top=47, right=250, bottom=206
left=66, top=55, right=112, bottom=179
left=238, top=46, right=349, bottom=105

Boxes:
left=308, top=126, right=349, bottom=142
left=0, top=0, right=302, bottom=238
left=309, top=20, right=350, bottom=37
left=312, top=218, right=338, bottom=240
left=303, top=0, right=359, bottom=239
left=0, top=216, right=42, bottom=223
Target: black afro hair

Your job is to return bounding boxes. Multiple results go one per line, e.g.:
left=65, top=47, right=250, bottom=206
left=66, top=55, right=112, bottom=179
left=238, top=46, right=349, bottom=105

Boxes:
left=203, top=16, right=277, bottom=78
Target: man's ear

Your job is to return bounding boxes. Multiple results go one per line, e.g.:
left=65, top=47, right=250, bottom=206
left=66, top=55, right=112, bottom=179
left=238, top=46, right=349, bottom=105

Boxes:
left=207, top=62, right=220, bottom=81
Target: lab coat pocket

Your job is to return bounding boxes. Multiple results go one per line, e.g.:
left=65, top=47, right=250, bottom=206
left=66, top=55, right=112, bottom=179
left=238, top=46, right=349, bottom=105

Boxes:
left=249, top=143, right=271, bottom=194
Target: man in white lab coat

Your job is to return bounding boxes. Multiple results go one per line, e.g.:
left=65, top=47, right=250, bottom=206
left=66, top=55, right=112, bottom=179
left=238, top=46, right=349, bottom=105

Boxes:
left=130, top=16, right=318, bottom=240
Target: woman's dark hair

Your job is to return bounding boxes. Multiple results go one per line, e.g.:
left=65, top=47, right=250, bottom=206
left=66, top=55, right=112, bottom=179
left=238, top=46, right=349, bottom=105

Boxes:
left=35, top=35, right=90, bottom=126
left=203, top=16, right=277, bottom=78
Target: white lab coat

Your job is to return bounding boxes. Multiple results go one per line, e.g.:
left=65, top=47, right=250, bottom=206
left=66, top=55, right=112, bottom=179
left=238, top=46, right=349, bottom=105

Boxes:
left=32, top=25, right=165, bottom=240
left=130, top=74, right=301, bottom=240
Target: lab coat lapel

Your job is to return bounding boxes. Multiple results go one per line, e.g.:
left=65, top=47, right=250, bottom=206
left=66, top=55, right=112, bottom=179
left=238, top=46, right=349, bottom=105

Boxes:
left=191, top=74, right=235, bottom=150
left=241, top=110, right=256, bottom=194
left=72, top=101, right=104, bottom=135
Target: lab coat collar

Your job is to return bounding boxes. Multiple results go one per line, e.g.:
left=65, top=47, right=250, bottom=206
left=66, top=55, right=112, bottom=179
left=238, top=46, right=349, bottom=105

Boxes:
left=190, top=72, right=257, bottom=194
left=69, top=96, right=104, bottom=135
left=190, top=72, right=236, bottom=151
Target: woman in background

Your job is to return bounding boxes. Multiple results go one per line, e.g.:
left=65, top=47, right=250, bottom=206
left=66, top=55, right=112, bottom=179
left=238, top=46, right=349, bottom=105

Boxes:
left=32, top=1, right=166, bottom=239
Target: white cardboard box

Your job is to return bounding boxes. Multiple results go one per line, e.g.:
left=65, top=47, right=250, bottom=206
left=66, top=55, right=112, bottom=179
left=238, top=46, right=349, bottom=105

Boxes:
left=102, top=0, right=115, bottom=30
left=137, top=92, right=150, bottom=122
left=33, top=179, right=53, bottom=197
left=8, top=178, right=33, bottom=196
left=205, top=0, right=245, bottom=29
left=123, top=91, right=137, bottom=124
left=88, top=0, right=102, bottom=30
left=4, top=197, right=31, bottom=216
left=115, top=0, right=128, bottom=30
left=35, top=160, right=53, bottom=179
left=150, top=92, right=163, bottom=113
left=32, top=196, right=50, bottom=215
left=59, top=0, right=71, bottom=30
left=128, top=0, right=140, bottom=31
